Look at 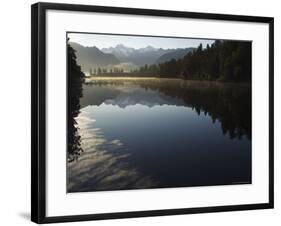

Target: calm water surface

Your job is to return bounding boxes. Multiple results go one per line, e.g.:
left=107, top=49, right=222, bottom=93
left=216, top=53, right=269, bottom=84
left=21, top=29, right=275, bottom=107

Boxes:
left=67, top=78, right=251, bottom=192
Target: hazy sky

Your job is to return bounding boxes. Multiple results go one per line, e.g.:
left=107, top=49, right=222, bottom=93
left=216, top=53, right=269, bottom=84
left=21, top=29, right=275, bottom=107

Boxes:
left=68, top=33, right=215, bottom=49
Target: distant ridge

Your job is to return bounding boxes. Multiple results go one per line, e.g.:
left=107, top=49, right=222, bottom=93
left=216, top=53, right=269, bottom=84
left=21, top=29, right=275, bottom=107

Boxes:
left=155, top=48, right=195, bottom=64
left=69, top=42, right=120, bottom=72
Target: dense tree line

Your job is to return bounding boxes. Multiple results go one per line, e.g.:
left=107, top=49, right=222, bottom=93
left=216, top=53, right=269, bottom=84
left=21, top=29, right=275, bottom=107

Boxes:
left=67, top=39, right=85, bottom=162
left=131, top=40, right=251, bottom=82
left=89, top=67, right=124, bottom=75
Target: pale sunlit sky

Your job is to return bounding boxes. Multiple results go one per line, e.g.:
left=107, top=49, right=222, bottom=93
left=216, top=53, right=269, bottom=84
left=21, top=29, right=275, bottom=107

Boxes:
left=68, top=33, right=215, bottom=49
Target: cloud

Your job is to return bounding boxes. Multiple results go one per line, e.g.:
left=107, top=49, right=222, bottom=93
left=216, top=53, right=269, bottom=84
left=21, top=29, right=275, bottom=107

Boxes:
left=67, top=112, right=157, bottom=192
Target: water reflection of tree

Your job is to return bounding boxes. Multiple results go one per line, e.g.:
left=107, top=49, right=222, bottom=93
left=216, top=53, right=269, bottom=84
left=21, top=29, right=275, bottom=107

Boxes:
left=140, top=81, right=252, bottom=140
left=85, top=79, right=251, bottom=140
left=67, top=39, right=85, bottom=162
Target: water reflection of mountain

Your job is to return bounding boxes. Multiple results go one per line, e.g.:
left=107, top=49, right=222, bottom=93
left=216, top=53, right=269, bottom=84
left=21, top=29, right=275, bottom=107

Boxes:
left=81, top=78, right=251, bottom=140
left=80, top=83, right=185, bottom=108
left=68, top=78, right=252, bottom=191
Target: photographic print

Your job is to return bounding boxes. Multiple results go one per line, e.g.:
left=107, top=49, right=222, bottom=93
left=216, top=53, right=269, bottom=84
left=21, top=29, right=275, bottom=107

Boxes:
left=67, top=32, right=252, bottom=193
left=31, top=3, right=274, bottom=222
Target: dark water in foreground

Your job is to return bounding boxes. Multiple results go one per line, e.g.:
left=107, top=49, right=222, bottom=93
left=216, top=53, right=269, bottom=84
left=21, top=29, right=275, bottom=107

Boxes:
left=67, top=78, right=251, bottom=192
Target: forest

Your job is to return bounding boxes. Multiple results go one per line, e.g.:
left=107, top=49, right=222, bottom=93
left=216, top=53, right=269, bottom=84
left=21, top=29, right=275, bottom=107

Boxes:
left=90, top=40, right=252, bottom=83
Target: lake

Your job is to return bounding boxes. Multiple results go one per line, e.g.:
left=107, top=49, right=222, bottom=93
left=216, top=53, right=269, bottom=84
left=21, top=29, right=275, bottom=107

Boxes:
left=67, top=77, right=251, bottom=192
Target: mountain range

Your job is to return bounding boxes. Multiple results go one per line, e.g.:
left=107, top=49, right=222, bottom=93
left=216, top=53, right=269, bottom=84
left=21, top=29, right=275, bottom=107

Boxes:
left=102, top=44, right=172, bottom=66
left=69, top=42, right=120, bottom=72
left=69, top=42, right=196, bottom=73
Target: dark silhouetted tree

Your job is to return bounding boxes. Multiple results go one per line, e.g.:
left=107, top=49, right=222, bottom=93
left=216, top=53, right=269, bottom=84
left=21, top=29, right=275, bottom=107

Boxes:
left=67, top=38, right=85, bottom=162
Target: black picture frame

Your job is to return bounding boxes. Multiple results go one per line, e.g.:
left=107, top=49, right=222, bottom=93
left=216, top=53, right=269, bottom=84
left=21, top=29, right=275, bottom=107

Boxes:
left=31, top=2, right=274, bottom=224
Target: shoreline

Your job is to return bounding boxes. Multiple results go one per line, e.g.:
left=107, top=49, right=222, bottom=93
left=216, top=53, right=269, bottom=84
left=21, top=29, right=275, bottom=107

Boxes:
left=85, top=76, right=251, bottom=85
